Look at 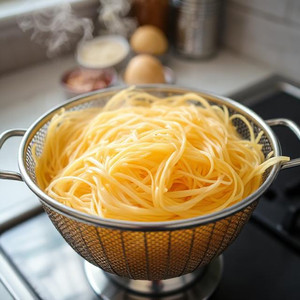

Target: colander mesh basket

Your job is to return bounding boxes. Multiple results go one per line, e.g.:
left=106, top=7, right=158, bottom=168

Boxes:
left=21, top=86, right=275, bottom=280
left=43, top=203, right=256, bottom=280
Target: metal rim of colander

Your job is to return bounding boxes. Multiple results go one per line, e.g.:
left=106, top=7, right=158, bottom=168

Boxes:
left=18, top=84, right=281, bottom=231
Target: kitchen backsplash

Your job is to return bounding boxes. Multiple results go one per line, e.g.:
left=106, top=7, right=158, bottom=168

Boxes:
left=223, top=0, right=300, bottom=80
left=0, top=26, right=47, bottom=74
left=0, top=1, right=98, bottom=76
left=1, top=0, right=299, bottom=81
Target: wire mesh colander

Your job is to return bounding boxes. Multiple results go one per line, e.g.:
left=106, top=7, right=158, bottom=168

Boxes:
left=1, top=85, right=300, bottom=282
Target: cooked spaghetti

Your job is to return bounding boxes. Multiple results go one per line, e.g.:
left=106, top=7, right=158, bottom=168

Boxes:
left=34, top=88, right=289, bottom=221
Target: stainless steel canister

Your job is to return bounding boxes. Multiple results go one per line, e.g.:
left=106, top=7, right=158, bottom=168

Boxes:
left=171, top=0, right=221, bottom=58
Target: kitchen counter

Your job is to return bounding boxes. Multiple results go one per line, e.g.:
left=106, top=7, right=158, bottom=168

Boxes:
left=0, top=49, right=272, bottom=226
left=0, top=50, right=272, bottom=129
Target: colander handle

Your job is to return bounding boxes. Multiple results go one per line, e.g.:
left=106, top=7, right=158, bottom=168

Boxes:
left=266, top=118, right=300, bottom=170
left=0, top=129, right=26, bottom=181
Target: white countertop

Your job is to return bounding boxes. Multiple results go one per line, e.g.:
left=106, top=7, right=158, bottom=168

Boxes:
left=0, top=50, right=272, bottom=222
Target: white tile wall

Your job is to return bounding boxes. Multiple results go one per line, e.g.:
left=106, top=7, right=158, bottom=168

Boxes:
left=223, top=0, right=300, bottom=80
left=0, top=0, right=98, bottom=75
left=224, top=7, right=281, bottom=67
left=229, top=0, right=287, bottom=19
left=0, top=26, right=48, bottom=76
left=286, top=0, right=300, bottom=25
left=0, top=33, right=16, bottom=72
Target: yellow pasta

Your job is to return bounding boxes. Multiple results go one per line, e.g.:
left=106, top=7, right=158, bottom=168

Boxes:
left=34, top=88, right=289, bottom=221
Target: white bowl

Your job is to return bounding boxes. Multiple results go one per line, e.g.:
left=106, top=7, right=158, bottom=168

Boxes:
left=76, top=35, right=130, bottom=70
left=60, top=67, right=118, bottom=98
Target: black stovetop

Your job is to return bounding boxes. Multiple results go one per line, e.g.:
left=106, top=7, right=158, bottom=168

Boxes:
left=249, top=90, right=300, bottom=251
left=0, top=78, right=299, bottom=300
left=212, top=84, right=300, bottom=300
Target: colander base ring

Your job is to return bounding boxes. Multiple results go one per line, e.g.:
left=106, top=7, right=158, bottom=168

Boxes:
left=84, top=255, right=223, bottom=299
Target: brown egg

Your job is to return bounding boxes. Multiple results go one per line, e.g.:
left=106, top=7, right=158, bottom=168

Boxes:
left=124, top=54, right=166, bottom=84
left=130, top=25, right=168, bottom=55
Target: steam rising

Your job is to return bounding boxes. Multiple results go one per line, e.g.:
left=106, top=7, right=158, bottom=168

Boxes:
left=98, top=0, right=136, bottom=37
left=19, top=2, right=94, bottom=57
